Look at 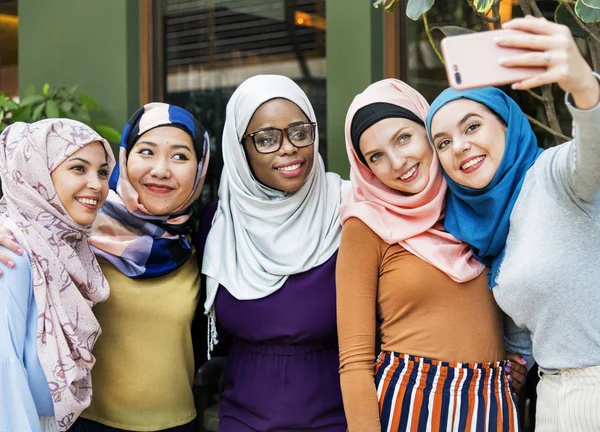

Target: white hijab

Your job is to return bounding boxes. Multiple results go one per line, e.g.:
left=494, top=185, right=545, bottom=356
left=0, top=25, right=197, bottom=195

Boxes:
left=202, top=75, right=346, bottom=331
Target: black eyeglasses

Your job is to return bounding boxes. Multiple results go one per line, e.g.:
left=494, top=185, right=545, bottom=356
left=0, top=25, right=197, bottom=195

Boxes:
left=241, top=122, right=316, bottom=154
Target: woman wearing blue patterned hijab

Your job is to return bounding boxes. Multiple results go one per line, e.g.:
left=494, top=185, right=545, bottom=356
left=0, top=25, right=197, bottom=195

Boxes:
left=90, top=102, right=210, bottom=278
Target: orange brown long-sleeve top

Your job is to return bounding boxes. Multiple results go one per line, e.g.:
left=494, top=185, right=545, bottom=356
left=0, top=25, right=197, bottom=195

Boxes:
left=336, top=218, right=506, bottom=431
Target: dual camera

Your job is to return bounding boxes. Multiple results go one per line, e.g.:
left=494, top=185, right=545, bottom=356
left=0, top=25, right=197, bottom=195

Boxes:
left=453, top=65, right=462, bottom=85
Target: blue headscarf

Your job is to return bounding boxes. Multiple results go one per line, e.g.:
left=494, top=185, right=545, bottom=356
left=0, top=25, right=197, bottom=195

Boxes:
left=90, top=103, right=210, bottom=279
left=425, top=87, right=543, bottom=289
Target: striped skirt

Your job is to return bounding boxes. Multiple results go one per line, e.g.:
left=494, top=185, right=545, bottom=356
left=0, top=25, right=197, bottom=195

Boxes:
left=375, top=352, right=520, bottom=432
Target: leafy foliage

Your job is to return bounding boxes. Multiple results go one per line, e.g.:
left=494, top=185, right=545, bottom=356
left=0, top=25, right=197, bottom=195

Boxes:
left=0, top=93, right=19, bottom=132
left=575, top=0, right=600, bottom=23
left=472, top=0, right=493, bottom=13
left=406, top=0, right=436, bottom=20
left=373, top=0, right=600, bottom=24
left=8, top=84, right=121, bottom=144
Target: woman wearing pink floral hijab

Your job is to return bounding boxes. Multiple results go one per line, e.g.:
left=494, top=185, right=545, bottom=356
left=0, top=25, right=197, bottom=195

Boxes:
left=0, top=119, right=115, bottom=431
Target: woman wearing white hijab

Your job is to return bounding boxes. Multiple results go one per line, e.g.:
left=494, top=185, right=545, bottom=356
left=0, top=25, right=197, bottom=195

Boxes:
left=200, top=74, right=348, bottom=431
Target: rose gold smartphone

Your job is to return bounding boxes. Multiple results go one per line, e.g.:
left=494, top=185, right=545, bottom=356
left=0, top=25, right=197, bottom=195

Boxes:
left=441, top=29, right=545, bottom=90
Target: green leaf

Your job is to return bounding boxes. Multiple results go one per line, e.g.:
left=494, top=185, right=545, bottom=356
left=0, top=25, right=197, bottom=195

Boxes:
left=42, top=83, right=50, bottom=96
left=581, top=0, right=600, bottom=10
left=11, top=106, right=32, bottom=122
left=79, top=94, right=100, bottom=111
left=406, top=0, right=435, bottom=20
left=431, top=25, right=475, bottom=36
left=576, top=0, right=600, bottom=22
left=94, top=124, right=122, bottom=144
left=473, top=0, right=493, bottom=13
left=19, top=94, right=45, bottom=108
left=60, top=101, right=73, bottom=113
left=45, top=100, right=60, bottom=118
left=0, top=98, right=18, bottom=110
left=33, top=103, right=46, bottom=121
left=555, top=3, right=588, bottom=38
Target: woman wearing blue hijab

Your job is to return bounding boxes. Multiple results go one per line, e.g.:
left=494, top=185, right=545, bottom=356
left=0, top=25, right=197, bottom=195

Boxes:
left=427, top=16, right=600, bottom=431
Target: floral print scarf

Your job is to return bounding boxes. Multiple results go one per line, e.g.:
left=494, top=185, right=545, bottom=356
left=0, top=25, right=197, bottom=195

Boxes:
left=0, top=119, right=115, bottom=430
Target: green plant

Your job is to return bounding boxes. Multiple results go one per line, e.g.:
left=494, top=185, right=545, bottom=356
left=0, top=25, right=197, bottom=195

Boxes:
left=0, top=93, right=19, bottom=132
left=11, top=83, right=121, bottom=144
left=374, top=0, right=600, bottom=145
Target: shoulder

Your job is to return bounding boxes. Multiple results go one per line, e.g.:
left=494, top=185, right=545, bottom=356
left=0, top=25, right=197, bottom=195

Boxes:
left=0, top=247, right=32, bottom=313
left=340, top=217, right=385, bottom=251
left=0, top=247, right=31, bottom=282
left=342, top=217, right=380, bottom=238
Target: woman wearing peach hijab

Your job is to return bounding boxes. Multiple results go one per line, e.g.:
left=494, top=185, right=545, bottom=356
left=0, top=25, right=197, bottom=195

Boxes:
left=336, top=79, right=529, bottom=431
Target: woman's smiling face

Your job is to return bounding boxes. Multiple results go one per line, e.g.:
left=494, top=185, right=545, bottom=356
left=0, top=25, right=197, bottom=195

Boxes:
left=242, top=98, right=315, bottom=193
left=126, top=126, right=198, bottom=215
left=358, top=117, right=433, bottom=195
left=430, top=99, right=507, bottom=189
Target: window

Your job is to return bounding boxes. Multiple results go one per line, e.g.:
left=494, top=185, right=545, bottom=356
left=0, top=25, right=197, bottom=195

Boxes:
left=160, top=0, right=327, bottom=204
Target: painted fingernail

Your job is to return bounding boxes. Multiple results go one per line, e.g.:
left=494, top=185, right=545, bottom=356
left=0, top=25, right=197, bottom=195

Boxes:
left=498, top=57, right=508, bottom=65
left=17, top=248, right=24, bottom=255
left=521, top=357, right=527, bottom=364
left=505, top=366, right=511, bottom=373
left=511, top=83, right=520, bottom=90
left=7, top=260, right=14, bottom=268
left=507, top=375, right=513, bottom=381
left=506, top=361, right=512, bottom=367
left=494, top=36, right=505, bottom=43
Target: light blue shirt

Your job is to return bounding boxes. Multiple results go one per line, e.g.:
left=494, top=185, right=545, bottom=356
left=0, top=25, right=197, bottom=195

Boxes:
left=0, top=247, right=54, bottom=432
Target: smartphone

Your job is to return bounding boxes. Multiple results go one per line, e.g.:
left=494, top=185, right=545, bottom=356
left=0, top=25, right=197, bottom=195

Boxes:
left=441, top=29, right=545, bottom=90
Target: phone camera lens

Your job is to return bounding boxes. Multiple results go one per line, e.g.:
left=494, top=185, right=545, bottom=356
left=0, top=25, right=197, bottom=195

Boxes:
left=454, top=72, right=462, bottom=85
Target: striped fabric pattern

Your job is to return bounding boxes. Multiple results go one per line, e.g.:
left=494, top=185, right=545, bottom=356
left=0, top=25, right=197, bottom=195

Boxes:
left=375, top=352, right=520, bottom=432
left=535, top=364, right=600, bottom=431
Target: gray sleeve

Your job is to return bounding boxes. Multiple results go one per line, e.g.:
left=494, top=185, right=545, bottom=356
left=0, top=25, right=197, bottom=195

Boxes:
left=503, top=314, right=535, bottom=372
left=559, top=75, right=600, bottom=204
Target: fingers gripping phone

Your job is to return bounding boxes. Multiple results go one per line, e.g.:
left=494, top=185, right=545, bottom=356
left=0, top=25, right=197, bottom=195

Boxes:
left=441, top=29, right=544, bottom=90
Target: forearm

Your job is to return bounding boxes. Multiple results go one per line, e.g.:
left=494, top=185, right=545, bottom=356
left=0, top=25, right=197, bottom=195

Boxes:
left=566, top=79, right=600, bottom=203
left=340, top=370, right=382, bottom=431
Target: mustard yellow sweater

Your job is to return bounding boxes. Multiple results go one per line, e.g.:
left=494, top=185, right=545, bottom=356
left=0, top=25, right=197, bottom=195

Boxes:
left=82, top=254, right=200, bottom=431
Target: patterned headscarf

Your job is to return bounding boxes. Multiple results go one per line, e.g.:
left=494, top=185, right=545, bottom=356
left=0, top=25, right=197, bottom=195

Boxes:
left=90, top=103, right=210, bottom=278
left=0, top=119, right=115, bottom=430
left=341, top=79, right=484, bottom=282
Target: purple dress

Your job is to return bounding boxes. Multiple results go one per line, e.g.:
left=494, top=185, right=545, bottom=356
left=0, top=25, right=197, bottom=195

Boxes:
left=200, top=203, right=346, bottom=432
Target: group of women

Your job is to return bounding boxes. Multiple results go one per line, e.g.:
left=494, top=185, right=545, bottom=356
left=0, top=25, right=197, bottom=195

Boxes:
left=0, top=15, right=598, bottom=432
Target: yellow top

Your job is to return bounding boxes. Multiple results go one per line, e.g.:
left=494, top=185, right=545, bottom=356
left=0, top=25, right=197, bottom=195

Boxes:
left=82, top=253, right=200, bottom=431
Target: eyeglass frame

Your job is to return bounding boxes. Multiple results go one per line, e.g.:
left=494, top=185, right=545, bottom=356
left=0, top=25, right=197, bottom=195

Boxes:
left=241, top=121, right=317, bottom=154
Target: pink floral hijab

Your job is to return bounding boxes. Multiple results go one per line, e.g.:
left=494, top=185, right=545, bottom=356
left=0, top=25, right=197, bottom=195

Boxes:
left=341, top=79, right=484, bottom=282
left=0, top=119, right=115, bottom=430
